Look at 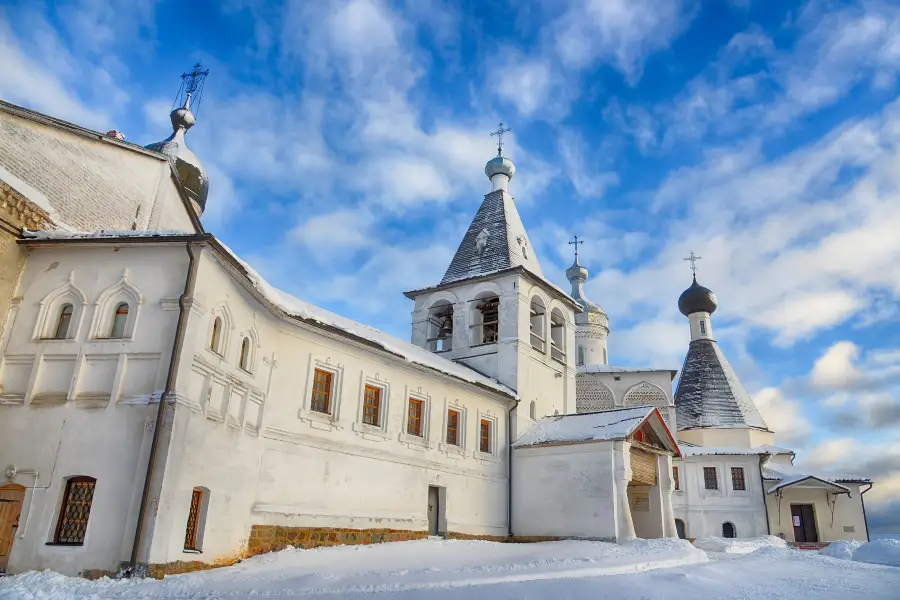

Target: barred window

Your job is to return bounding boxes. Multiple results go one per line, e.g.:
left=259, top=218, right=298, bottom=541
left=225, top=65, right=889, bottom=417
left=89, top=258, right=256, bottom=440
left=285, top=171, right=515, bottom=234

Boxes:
left=407, top=398, right=423, bottom=436
left=184, top=488, right=204, bottom=551
left=54, top=476, right=96, bottom=545
left=311, top=369, right=333, bottom=414
left=363, top=385, right=381, bottom=426
left=731, top=467, right=746, bottom=491
left=703, top=467, right=718, bottom=490
left=446, top=410, right=460, bottom=446
left=480, top=419, right=491, bottom=453
left=673, top=466, right=680, bottom=490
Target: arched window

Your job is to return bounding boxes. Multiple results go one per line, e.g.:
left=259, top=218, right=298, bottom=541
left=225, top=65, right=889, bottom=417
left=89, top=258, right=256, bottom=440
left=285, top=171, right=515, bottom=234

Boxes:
left=54, top=476, right=96, bottom=545
left=473, top=295, right=499, bottom=345
left=239, top=337, right=251, bottom=371
left=530, top=400, right=536, bottom=420
left=722, top=522, right=736, bottom=538
left=109, top=302, right=129, bottom=338
left=529, top=297, right=546, bottom=352
left=54, top=303, right=74, bottom=339
left=184, top=486, right=210, bottom=551
left=675, top=519, right=687, bottom=539
left=577, top=346, right=585, bottom=366
left=427, top=301, right=454, bottom=352
left=210, top=317, right=222, bottom=353
left=550, top=309, right=566, bottom=362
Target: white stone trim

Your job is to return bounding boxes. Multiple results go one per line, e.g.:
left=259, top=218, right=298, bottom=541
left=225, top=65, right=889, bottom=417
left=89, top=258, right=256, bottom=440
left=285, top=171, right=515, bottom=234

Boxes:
left=352, top=373, right=391, bottom=439
left=474, top=408, right=500, bottom=463
left=298, top=355, right=345, bottom=428
left=439, top=398, right=467, bottom=456
left=32, top=274, right=88, bottom=341
left=399, top=386, right=432, bottom=448
left=88, top=270, right=143, bottom=341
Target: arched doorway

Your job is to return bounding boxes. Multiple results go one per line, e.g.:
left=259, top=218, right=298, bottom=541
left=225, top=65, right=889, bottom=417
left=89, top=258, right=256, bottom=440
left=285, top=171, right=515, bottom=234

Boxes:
left=0, top=484, right=26, bottom=572
left=722, top=522, right=736, bottom=538
left=675, top=518, right=687, bottom=540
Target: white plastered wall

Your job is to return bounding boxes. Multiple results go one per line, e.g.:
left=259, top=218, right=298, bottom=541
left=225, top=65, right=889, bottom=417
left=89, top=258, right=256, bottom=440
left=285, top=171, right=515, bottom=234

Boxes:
left=145, top=248, right=515, bottom=567
left=0, top=243, right=189, bottom=575
left=677, top=427, right=775, bottom=449
left=577, top=371, right=676, bottom=428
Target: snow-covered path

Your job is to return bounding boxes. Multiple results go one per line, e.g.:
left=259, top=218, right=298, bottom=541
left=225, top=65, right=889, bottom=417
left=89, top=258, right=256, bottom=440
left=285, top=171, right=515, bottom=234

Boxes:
left=2, top=538, right=899, bottom=600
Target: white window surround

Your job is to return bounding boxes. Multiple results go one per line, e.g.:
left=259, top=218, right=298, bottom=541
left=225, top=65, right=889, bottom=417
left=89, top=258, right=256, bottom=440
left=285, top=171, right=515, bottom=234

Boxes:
left=351, top=375, right=391, bottom=439
left=206, top=304, right=235, bottom=359
left=474, top=409, right=500, bottom=463
left=298, top=357, right=344, bottom=426
left=32, top=276, right=88, bottom=341
left=727, top=465, right=749, bottom=493
left=438, top=400, right=467, bottom=456
left=399, top=388, right=432, bottom=448
left=88, top=272, right=143, bottom=341
left=237, top=326, right=260, bottom=375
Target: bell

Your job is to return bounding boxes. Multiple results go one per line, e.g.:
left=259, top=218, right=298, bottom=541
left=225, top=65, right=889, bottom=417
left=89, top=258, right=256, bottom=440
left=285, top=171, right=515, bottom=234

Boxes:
left=438, top=317, right=453, bottom=338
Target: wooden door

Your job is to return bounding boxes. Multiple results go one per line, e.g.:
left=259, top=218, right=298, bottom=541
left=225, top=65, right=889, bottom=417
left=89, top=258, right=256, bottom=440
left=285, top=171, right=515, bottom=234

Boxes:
left=791, top=504, right=818, bottom=543
left=0, top=484, right=25, bottom=572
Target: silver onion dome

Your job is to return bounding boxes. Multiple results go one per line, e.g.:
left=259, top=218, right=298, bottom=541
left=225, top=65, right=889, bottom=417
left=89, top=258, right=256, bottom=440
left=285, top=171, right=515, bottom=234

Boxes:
left=567, top=258, right=608, bottom=327
left=145, top=98, right=209, bottom=214
left=678, top=275, right=718, bottom=316
left=485, top=155, right=515, bottom=181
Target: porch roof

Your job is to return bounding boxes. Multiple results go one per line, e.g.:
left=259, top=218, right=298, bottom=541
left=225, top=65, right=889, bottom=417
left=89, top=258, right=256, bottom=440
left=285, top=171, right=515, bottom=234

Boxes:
left=513, top=406, right=680, bottom=455
left=762, top=463, right=871, bottom=495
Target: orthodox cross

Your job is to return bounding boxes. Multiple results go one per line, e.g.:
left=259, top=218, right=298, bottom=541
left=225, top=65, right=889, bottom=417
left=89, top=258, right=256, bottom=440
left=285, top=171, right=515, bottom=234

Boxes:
left=173, top=62, right=210, bottom=114
left=569, top=235, right=584, bottom=261
left=181, top=62, right=210, bottom=95
left=683, top=251, right=702, bottom=276
left=490, top=122, right=511, bottom=156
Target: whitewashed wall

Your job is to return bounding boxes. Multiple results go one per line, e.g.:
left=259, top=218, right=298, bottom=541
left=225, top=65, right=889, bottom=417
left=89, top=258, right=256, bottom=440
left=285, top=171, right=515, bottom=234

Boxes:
left=576, top=371, right=676, bottom=428
left=0, top=243, right=189, bottom=575
left=677, top=427, right=775, bottom=448
left=511, top=442, right=618, bottom=540
left=145, top=248, right=516, bottom=567
left=671, top=454, right=769, bottom=539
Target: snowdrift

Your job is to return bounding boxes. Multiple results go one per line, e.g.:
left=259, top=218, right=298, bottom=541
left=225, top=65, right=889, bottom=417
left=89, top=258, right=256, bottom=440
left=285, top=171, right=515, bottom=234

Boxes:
left=691, top=535, right=788, bottom=554
left=819, top=540, right=863, bottom=560
left=851, top=538, right=900, bottom=567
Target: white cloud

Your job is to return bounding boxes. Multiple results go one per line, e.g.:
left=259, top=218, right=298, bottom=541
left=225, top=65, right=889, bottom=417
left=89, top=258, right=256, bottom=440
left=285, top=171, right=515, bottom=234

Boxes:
left=802, top=437, right=859, bottom=469
left=556, top=130, right=620, bottom=199
left=753, top=387, right=813, bottom=445
left=811, top=341, right=864, bottom=388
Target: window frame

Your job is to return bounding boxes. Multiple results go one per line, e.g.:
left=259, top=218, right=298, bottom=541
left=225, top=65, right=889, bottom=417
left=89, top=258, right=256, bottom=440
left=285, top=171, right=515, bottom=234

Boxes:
left=699, top=319, right=707, bottom=335
left=479, top=419, right=492, bottom=454
left=310, top=368, right=334, bottom=415
left=703, top=466, right=719, bottom=491
left=673, top=466, right=680, bottom=491
left=446, top=409, right=460, bottom=446
left=184, top=488, right=204, bottom=551
left=529, top=297, right=546, bottom=352
left=109, top=302, right=130, bottom=339
left=549, top=308, right=566, bottom=363
left=210, top=316, right=223, bottom=354
left=299, top=360, right=345, bottom=425
left=362, top=384, right=382, bottom=427
left=474, top=411, right=499, bottom=460
left=407, top=397, right=424, bottom=436
left=239, top=337, right=252, bottom=373
left=731, top=466, right=746, bottom=491
left=53, top=476, right=97, bottom=546
left=54, top=303, right=74, bottom=340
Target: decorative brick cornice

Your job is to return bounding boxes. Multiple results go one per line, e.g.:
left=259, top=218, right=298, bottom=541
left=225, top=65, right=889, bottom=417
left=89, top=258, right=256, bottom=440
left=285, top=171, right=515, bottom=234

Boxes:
left=0, top=179, right=52, bottom=230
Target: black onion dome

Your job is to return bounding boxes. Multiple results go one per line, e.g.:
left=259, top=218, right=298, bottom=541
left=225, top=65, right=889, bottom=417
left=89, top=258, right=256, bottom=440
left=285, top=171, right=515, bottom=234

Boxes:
left=678, top=275, right=718, bottom=316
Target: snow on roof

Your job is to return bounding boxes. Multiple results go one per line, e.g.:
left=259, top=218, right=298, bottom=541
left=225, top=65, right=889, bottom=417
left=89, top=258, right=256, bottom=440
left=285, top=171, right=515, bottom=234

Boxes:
left=26, top=229, right=189, bottom=239
left=762, top=462, right=871, bottom=493
left=679, top=444, right=795, bottom=457
left=24, top=229, right=516, bottom=398
left=513, top=406, right=655, bottom=448
left=578, top=364, right=677, bottom=375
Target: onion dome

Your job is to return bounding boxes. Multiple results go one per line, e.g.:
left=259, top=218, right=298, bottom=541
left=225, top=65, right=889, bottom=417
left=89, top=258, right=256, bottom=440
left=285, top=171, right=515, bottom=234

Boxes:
left=678, top=275, right=718, bottom=316
left=145, top=97, right=209, bottom=215
left=567, top=258, right=608, bottom=327
left=485, top=155, right=515, bottom=181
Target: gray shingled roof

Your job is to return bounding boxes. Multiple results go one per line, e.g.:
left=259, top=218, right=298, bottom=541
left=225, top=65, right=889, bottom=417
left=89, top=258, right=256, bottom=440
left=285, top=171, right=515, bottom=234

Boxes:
left=441, top=189, right=544, bottom=285
left=675, top=339, right=769, bottom=431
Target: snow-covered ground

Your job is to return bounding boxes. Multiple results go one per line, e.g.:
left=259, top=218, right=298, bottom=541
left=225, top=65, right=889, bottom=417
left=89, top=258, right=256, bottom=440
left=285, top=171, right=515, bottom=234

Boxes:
left=692, top=534, right=788, bottom=554
left=2, top=538, right=899, bottom=600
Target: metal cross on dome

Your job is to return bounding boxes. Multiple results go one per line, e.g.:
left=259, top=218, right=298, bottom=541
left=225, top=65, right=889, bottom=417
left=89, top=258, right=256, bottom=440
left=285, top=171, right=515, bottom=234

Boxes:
left=569, top=235, right=584, bottom=261
left=683, top=251, right=702, bottom=276
left=490, top=122, right=511, bottom=156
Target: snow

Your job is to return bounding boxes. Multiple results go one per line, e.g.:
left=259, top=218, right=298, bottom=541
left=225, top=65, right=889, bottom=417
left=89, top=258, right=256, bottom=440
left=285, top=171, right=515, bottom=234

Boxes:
left=692, top=535, right=788, bottom=554
left=762, top=462, right=870, bottom=493
left=679, top=444, right=794, bottom=457
left=578, top=364, right=675, bottom=375
left=512, top=406, right=654, bottom=447
left=820, top=540, right=864, bottom=560
left=852, top=538, right=900, bottom=567
left=3, top=537, right=899, bottom=600
left=22, top=230, right=516, bottom=399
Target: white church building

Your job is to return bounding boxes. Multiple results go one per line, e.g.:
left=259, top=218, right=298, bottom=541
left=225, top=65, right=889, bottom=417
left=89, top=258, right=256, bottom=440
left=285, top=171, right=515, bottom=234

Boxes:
left=0, top=69, right=871, bottom=578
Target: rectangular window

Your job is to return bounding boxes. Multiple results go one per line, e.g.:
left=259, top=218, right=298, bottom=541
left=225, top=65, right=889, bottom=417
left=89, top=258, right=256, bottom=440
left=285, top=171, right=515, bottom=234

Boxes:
left=54, top=477, right=96, bottom=545
left=446, top=409, right=459, bottom=446
left=731, top=467, right=746, bottom=491
left=407, top=398, right=423, bottom=436
left=184, top=488, right=204, bottom=551
left=480, top=419, right=491, bottom=453
left=311, top=369, right=333, bottom=414
left=703, top=467, right=718, bottom=490
left=362, top=385, right=381, bottom=426
left=699, top=320, right=706, bottom=335
left=673, top=466, right=680, bottom=490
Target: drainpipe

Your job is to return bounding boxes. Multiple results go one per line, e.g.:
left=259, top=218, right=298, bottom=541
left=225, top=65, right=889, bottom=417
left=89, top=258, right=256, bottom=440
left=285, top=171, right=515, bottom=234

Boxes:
left=507, top=398, right=519, bottom=538
left=860, top=482, right=873, bottom=542
left=127, top=240, right=200, bottom=576
left=758, top=455, right=771, bottom=535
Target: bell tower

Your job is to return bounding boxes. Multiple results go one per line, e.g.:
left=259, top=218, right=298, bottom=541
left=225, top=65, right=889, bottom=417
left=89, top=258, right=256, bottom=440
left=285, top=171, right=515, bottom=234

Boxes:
left=404, top=124, right=579, bottom=434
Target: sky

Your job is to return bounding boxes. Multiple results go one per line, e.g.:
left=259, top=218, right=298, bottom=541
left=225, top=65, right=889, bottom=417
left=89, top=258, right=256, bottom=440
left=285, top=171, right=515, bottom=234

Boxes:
left=1, top=0, right=899, bottom=532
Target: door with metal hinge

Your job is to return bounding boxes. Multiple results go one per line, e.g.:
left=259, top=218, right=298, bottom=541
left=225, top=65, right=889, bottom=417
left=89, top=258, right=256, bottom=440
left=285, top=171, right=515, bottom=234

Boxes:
left=0, top=485, right=25, bottom=572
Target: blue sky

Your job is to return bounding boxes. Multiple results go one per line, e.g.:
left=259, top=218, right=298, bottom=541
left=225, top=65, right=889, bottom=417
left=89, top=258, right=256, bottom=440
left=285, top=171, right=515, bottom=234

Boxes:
left=2, top=0, right=899, bottom=530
